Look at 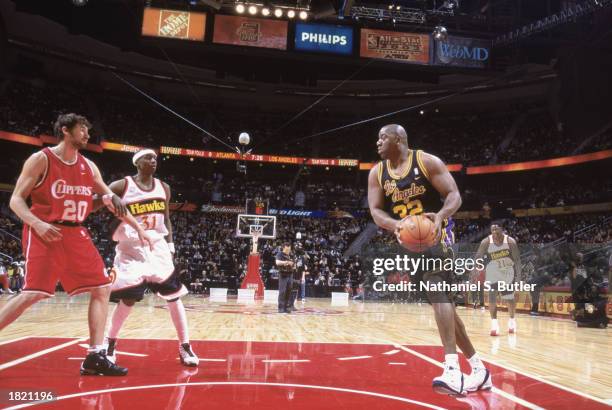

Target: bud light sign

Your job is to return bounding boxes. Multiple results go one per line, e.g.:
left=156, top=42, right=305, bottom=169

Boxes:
left=295, top=23, right=353, bottom=55
left=434, top=36, right=490, bottom=68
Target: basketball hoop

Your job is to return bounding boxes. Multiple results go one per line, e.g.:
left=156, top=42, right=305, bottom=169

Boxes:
left=236, top=214, right=276, bottom=255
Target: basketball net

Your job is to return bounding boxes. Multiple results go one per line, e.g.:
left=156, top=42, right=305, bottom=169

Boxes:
left=250, top=225, right=263, bottom=254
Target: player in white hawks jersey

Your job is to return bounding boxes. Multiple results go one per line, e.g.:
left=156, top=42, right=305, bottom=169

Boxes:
left=97, top=149, right=198, bottom=367
left=473, top=224, right=521, bottom=336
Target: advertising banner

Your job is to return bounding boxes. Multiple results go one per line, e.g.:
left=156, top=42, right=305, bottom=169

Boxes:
left=294, top=22, right=353, bottom=55
left=360, top=29, right=430, bottom=64
left=141, top=8, right=206, bottom=41
left=201, top=204, right=245, bottom=214
left=213, top=15, right=288, bottom=50
left=434, top=35, right=490, bottom=68
left=101, top=142, right=146, bottom=153
left=160, top=146, right=357, bottom=167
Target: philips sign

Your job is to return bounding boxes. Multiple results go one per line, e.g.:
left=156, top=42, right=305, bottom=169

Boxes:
left=295, top=23, right=353, bottom=55
left=434, top=36, right=490, bottom=68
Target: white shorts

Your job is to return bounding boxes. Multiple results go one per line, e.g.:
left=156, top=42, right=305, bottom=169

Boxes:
left=111, top=238, right=186, bottom=301
left=485, top=266, right=514, bottom=285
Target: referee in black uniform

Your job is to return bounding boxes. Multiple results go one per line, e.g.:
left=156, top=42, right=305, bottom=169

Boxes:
left=276, top=242, right=295, bottom=313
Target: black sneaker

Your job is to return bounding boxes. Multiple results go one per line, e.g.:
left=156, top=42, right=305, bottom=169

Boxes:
left=106, top=338, right=117, bottom=364
left=80, top=351, right=128, bottom=376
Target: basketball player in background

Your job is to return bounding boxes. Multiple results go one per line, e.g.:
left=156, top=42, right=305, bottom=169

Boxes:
left=0, top=261, right=13, bottom=294
left=473, top=224, right=521, bottom=335
left=368, top=124, right=492, bottom=394
left=95, top=149, right=198, bottom=367
left=0, top=113, right=153, bottom=376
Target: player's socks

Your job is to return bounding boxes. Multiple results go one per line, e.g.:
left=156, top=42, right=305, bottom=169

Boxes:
left=432, top=354, right=464, bottom=394
left=490, top=319, right=499, bottom=336
left=87, top=345, right=104, bottom=354
left=168, top=299, right=199, bottom=367
left=108, top=301, right=133, bottom=340
left=508, top=318, right=516, bottom=334
left=168, top=299, right=189, bottom=344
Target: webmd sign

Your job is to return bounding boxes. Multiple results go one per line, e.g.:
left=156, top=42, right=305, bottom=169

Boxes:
left=295, top=23, right=353, bottom=55
left=434, top=36, right=490, bottom=68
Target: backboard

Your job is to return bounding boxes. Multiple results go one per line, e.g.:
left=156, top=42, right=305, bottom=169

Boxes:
left=236, top=214, right=276, bottom=239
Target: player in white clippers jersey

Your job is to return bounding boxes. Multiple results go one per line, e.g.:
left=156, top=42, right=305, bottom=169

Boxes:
left=98, top=149, right=198, bottom=367
left=473, top=224, right=521, bottom=336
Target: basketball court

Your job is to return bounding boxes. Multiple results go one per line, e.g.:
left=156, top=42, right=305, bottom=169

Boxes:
left=1, top=294, right=610, bottom=409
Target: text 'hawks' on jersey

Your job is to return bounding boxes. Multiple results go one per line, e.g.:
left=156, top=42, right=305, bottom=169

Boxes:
left=112, top=176, right=168, bottom=242
left=377, top=149, right=454, bottom=246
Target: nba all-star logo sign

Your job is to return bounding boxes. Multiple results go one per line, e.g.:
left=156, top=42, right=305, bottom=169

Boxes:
left=50, top=179, right=93, bottom=199
left=237, top=22, right=261, bottom=43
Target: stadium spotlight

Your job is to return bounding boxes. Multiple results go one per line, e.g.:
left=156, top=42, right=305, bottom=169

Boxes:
left=419, top=110, right=425, bottom=115
left=396, top=5, right=401, bottom=10
left=248, top=5, right=258, bottom=14
left=299, top=10, right=308, bottom=19
left=287, top=9, right=296, bottom=18
left=236, top=3, right=245, bottom=13
left=388, top=4, right=393, bottom=9
left=262, top=7, right=270, bottom=15
left=274, top=8, right=283, bottom=17
left=433, top=25, right=448, bottom=41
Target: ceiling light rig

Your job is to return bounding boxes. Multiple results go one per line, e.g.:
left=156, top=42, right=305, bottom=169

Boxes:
left=231, top=2, right=310, bottom=20
left=351, top=0, right=456, bottom=25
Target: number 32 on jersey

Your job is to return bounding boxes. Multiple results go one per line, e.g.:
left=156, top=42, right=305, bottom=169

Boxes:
left=392, top=199, right=423, bottom=218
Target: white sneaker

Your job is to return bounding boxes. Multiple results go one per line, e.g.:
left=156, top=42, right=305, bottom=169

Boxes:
left=179, top=343, right=199, bottom=367
left=490, top=327, right=499, bottom=336
left=508, top=319, right=516, bottom=334
left=432, top=363, right=464, bottom=394
left=464, top=367, right=493, bottom=392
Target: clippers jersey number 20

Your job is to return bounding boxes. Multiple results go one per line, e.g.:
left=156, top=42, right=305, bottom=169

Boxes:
left=61, top=200, right=88, bottom=222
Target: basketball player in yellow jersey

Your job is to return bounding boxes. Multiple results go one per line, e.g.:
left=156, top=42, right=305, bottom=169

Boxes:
left=368, top=124, right=492, bottom=394
left=473, top=224, right=521, bottom=335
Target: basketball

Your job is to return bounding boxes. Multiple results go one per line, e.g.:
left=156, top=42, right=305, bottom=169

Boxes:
left=398, top=215, right=437, bottom=252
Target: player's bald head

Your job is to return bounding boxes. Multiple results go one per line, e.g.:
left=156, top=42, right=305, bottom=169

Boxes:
left=380, top=124, right=408, bottom=146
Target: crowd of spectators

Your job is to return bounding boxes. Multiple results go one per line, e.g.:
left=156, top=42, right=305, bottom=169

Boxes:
left=107, top=211, right=367, bottom=296
left=2, top=78, right=609, bottom=166
left=498, top=112, right=573, bottom=163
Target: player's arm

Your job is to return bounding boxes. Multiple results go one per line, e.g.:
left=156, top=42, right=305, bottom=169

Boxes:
left=420, top=152, right=462, bottom=239
left=87, top=160, right=152, bottom=248
left=508, top=237, right=522, bottom=282
left=92, top=179, right=125, bottom=212
left=162, top=182, right=175, bottom=253
left=367, top=163, right=399, bottom=233
left=9, top=152, right=62, bottom=242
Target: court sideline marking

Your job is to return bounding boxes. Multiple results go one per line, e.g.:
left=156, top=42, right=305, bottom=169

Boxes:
left=0, top=337, right=86, bottom=371
left=0, top=336, right=31, bottom=346
left=4, top=382, right=447, bottom=410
